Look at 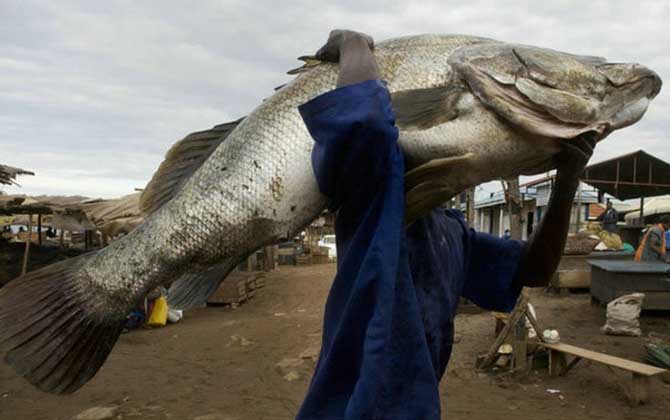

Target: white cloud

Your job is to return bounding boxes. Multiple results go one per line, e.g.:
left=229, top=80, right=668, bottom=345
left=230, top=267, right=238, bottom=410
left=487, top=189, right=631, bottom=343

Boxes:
left=1, top=0, right=669, bottom=198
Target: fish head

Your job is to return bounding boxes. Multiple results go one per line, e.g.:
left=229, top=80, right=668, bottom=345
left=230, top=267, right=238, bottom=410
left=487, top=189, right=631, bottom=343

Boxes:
left=448, top=43, right=662, bottom=141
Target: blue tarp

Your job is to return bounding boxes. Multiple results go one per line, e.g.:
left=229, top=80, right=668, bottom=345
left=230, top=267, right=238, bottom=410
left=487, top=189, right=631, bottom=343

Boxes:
left=297, top=79, right=524, bottom=420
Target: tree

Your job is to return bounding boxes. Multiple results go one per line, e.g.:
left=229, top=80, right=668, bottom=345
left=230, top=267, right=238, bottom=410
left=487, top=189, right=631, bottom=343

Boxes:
left=466, top=187, right=475, bottom=226
left=501, top=177, right=523, bottom=240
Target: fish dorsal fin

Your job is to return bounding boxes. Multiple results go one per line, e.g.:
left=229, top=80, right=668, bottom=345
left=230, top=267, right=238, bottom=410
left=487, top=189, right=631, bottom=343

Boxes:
left=140, top=118, right=244, bottom=215
left=391, top=85, right=464, bottom=130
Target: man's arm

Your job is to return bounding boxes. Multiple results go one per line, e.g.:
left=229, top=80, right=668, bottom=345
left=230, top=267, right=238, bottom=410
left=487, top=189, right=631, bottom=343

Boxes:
left=514, top=133, right=596, bottom=287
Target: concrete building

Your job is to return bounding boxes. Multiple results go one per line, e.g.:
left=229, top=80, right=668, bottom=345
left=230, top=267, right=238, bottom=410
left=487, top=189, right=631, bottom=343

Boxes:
left=473, top=178, right=600, bottom=240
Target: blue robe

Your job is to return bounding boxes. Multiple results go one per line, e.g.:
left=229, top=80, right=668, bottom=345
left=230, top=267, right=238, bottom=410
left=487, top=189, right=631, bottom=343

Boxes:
left=296, top=80, right=524, bottom=420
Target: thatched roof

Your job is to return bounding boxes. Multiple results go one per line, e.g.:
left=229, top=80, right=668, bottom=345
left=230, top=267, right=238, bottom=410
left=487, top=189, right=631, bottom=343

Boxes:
left=0, top=164, right=34, bottom=186
left=0, top=193, right=145, bottom=236
left=79, top=193, right=143, bottom=237
left=50, top=212, right=97, bottom=231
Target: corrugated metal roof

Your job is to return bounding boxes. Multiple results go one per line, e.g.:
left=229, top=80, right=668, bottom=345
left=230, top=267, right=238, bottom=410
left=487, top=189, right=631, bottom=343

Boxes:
left=582, top=150, right=670, bottom=200
left=475, top=182, right=597, bottom=209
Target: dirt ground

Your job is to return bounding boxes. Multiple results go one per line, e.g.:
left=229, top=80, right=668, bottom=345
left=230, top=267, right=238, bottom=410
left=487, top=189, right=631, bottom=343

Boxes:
left=1, top=264, right=669, bottom=420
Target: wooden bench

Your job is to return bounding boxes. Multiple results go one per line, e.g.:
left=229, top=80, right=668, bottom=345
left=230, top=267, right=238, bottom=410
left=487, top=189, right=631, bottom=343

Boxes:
left=543, top=342, right=667, bottom=404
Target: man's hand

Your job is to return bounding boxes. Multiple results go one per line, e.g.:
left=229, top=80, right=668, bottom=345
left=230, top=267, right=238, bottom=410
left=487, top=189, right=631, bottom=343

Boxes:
left=313, top=30, right=375, bottom=63
left=554, top=131, right=597, bottom=180
left=310, top=29, right=379, bottom=88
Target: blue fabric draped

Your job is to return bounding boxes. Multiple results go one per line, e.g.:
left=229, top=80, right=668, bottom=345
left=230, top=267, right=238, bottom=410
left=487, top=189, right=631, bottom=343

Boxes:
left=296, top=80, right=524, bottom=420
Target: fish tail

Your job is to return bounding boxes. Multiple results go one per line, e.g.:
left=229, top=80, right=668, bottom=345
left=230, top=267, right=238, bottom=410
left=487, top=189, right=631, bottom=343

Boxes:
left=0, top=253, right=125, bottom=394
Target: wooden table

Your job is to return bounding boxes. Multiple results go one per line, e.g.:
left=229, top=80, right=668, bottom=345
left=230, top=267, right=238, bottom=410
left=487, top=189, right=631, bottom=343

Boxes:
left=589, top=260, right=670, bottom=310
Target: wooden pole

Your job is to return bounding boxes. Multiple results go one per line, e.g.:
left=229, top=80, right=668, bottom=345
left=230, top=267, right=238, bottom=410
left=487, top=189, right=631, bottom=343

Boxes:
left=513, top=317, right=528, bottom=374
left=59, top=229, right=65, bottom=248
left=478, top=292, right=530, bottom=369
left=502, top=178, right=523, bottom=240
left=640, top=196, right=645, bottom=225
left=575, top=182, right=583, bottom=233
left=466, top=187, right=475, bottom=226
left=37, top=214, right=42, bottom=245
left=21, top=214, right=33, bottom=276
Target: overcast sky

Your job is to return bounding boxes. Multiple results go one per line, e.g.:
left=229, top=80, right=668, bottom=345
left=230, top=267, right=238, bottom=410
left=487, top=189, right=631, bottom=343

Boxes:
left=1, top=0, right=668, bottom=198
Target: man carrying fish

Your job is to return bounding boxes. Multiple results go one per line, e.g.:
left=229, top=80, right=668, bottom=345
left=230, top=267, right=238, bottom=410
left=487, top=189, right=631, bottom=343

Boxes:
left=0, top=25, right=661, bottom=412
left=295, top=30, right=596, bottom=419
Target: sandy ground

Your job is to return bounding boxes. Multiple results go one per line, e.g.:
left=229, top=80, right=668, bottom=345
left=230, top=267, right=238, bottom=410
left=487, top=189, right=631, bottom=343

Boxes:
left=1, top=264, right=669, bottom=420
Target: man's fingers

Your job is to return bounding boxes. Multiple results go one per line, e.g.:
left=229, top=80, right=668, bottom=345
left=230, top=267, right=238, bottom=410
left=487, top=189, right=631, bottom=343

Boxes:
left=563, top=140, right=589, bottom=161
left=576, top=131, right=597, bottom=150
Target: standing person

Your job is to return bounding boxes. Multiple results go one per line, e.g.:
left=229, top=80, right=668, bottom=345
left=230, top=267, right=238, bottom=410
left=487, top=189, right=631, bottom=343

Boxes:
left=598, top=199, right=619, bottom=232
left=503, top=229, right=512, bottom=240
left=297, top=29, right=596, bottom=420
left=635, top=215, right=670, bottom=262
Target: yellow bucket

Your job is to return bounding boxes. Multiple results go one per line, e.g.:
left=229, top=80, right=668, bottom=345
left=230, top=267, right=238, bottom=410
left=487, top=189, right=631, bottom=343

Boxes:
left=146, top=296, right=168, bottom=327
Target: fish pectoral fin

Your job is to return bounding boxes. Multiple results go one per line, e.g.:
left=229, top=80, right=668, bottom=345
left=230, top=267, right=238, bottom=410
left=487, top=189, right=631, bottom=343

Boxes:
left=405, top=180, right=452, bottom=226
left=0, top=253, right=125, bottom=395
left=391, top=85, right=464, bottom=130
left=286, top=55, right=323, bottom=75
left=140, top=118, right=244, bottom=215
left=404, top=153, right=474, bottom=191
left=168, top=263, right=233, bottom=310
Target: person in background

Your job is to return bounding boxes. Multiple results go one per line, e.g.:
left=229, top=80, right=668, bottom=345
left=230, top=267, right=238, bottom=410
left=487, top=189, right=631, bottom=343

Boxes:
left=597, top=199, right=619, bottom=232
left=635, top=215, right=670, bottom=263
left=502, top=229, right=512, bottom=240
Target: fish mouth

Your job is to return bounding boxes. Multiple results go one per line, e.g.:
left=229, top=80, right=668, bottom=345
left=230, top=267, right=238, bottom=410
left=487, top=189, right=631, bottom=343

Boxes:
left=597, top=63, right=662, bottom=131
left=599, top=62, right=662, bottom=99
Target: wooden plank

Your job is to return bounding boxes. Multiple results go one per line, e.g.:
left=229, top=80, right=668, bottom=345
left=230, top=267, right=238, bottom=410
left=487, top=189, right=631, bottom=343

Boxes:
left=563, top=356, right=582, bottom=375
left=20, top=214, right=33, bottom=276
left=513, top=317, right=527, bottom=373
left=548, top=349, right=567, bottom=377
left=478, top=293, right=529, bottom=369
left=207, top=275, right=248, bottom=305
left=524, top=307, right=545, bottom=343
left=542, top=342, right=666, bottom=376
left=629, top=373, right=650, bottom=405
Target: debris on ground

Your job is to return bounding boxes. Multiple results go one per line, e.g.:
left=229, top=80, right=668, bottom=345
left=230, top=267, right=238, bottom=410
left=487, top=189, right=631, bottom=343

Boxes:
left=71, top=406, right=118, bottom=420
left=230, top=335, right=253, bottom=347
left=284, top=371, right=301, bottom=381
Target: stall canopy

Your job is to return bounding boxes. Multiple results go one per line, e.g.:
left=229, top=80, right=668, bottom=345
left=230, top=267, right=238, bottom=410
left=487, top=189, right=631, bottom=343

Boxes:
left=581, top=150, right=670, bottom=200
left=624, top=196, right=670, bottom=223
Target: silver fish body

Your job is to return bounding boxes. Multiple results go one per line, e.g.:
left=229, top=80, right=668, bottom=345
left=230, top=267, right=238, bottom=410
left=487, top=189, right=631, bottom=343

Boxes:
left=0, top=34, right=661, bottom=394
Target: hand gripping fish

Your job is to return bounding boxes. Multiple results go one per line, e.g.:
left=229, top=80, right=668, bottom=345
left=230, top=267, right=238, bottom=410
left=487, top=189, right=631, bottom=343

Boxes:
left=0, top=34, right=661, bottom=394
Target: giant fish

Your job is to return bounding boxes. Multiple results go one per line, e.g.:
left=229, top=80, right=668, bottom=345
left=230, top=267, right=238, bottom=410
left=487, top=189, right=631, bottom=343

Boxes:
left=0, top=34, right=661, bottom=394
